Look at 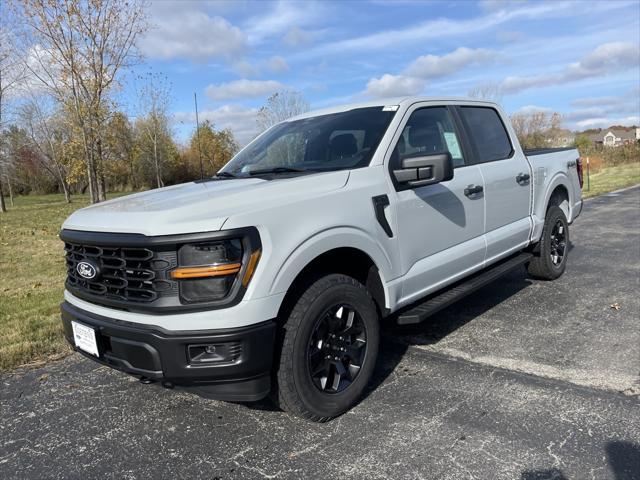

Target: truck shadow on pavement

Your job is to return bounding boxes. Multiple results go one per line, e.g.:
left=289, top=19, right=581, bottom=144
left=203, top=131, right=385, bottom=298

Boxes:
left=365, top=266, right=535, bottom=401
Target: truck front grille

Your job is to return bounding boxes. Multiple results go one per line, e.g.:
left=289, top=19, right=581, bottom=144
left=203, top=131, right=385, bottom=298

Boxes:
left=65, top=242, right=178, bottom=304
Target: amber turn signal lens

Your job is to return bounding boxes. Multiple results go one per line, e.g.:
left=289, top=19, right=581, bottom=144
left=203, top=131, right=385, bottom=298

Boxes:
left=242, top=249, right=261, bottom=287
left=170, top=263, right=241, bottom=279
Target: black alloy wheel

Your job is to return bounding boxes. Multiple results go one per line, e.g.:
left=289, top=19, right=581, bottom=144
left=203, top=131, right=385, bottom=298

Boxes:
left=274, top=273, right=380, bottom=422
left=527, top=205, right=569, bottom=280
left=549, top=219, right=567, bottom=266
left=307, top=304, right=367, bottom=393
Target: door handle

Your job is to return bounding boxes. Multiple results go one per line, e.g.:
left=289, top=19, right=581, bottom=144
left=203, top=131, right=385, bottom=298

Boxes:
left=464, top=184, right=483, bottom=197
left=516, top=173, right=530, bottom=184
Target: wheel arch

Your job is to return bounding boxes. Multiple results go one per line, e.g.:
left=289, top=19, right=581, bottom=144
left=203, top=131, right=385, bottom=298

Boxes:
left=270, top=229, right=392, bottom=319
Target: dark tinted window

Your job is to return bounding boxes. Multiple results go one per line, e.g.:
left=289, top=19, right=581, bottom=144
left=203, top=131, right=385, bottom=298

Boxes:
left=460, top=107, right=512, bottom=162
left=221, top=107, right=395, bottom=176
left=391, top=107, right=465, bottom=168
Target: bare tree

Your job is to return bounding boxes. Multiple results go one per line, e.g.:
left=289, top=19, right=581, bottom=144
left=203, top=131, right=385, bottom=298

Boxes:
left=15, top=0, right=147, bottom=203
left=0, top=23, right=26, bottom=212
left=467, top=83, right=504, bottom=103
left=19, top=99, right=73, bottom=202
left=510, top=111, right=563, bottom=149
left=257, top=90, right=310, bottom=132
left=136, top=72, right=172, bottom=188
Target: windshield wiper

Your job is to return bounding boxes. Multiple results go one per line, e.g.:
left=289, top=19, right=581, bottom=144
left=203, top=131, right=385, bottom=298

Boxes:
left=215, top=171, right=237, bottom=178
left=248, top=166, right=308, bottom=175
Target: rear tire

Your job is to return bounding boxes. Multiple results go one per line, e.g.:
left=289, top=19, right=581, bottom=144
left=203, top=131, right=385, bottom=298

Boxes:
left=274, top=274, right=380, bottom=422
left=527, top=206, right=569, bottom=280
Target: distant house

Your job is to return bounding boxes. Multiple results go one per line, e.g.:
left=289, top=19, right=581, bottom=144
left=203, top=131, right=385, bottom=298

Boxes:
left=587, top=127, right=640, bottom=147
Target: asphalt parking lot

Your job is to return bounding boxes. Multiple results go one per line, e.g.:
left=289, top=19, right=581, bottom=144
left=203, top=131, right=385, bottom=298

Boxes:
left=1, top=186, right=639, bottom=480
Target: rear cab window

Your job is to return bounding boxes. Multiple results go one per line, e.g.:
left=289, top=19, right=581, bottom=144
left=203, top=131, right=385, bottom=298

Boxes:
left=458, top=107, right=513, bottom=163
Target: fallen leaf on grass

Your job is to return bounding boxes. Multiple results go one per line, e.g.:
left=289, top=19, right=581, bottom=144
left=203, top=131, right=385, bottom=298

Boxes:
left=610, top=303, right=621, bottom=310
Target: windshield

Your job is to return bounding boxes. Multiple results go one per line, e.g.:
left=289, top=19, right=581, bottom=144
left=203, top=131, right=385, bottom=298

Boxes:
left=220, top=106, right=396, bottom=176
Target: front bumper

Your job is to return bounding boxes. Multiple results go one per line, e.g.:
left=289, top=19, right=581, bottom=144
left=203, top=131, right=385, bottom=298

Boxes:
left=61, top=302, right=276, bottom=401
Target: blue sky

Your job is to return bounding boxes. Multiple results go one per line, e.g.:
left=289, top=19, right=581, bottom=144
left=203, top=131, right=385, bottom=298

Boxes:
left=123, top=0, right=640, bottom=144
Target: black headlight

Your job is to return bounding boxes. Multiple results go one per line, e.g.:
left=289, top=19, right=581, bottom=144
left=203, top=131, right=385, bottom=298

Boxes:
left=171, top=235, right=261, bottom=305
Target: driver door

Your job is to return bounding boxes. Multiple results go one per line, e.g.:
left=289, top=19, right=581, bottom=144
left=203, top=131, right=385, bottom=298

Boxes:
left=389, top=104, right=486, bottom=306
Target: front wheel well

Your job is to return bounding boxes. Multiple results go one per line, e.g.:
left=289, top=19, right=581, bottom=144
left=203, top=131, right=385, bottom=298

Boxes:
left=277, top=248, right=386, bottom=320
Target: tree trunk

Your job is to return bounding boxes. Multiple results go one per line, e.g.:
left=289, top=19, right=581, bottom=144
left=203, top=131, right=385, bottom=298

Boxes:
left=0, top=179, right=6, bottom=213
left=153, top=137, right=162, bottom=189
left=96, top=137, right=106, bottom=202
left=7, top=176, right=14, bottom=207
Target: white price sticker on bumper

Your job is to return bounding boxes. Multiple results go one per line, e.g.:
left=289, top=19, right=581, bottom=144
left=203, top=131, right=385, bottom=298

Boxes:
left=72, top=321, right=99, bottom=357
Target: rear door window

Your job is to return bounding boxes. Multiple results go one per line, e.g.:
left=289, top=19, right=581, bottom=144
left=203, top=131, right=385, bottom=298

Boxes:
left=459, top=107, right=513, bottom=163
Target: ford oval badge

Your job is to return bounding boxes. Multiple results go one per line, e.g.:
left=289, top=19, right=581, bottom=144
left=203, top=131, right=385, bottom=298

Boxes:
left=77, top=261, right=98, bottom=280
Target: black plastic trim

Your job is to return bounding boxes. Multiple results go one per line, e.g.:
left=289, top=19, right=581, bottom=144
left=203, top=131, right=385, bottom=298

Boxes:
left=524, top=147, right=577, bottom=156
left=61, top=301, right=275, bottom=401
left=60, top=227, right=259, bottom=248
left=372, top=194, right=393, bottom=237
left=61, top=227, right=261, bottom=313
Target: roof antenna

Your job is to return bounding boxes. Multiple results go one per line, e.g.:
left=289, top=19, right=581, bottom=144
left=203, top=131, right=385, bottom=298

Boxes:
left=194, top=92, right=204, bottom=180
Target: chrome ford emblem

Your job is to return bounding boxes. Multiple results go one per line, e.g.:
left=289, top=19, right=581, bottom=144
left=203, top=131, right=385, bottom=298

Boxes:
left=76, top=261, right=98, bottom=280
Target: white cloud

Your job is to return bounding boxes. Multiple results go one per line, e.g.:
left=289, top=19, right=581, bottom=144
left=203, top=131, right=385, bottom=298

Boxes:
left=513, top=105, right=554, bottom=115
left=205, top=79, right=284, bottom=101
left=265, top=56, right=290, bottom=73
left=479, top=0, right=529, bottom=11
left=283, top=26, right=313, bottom=47
left=175, top=104, right=260, bottom=145
left=364, top=74, right=425, bottom=98
left=140, top=5, right=247, bottom=62
left=570, top=96, right=623, bottom=108
left=292, top=1, right=594, bottom=62
left=501, top=42, right=640, bottom=93
left=231, top=60, right=259, bottom=77
left=405, top=47, right=497, bottom=78
left=574, top=116, right=639, bottom=129
left=365, top=47, right=497, bottom=98
left=496, top=30, right=524, bottom=43
left=245, top=1, right=322, bottom=44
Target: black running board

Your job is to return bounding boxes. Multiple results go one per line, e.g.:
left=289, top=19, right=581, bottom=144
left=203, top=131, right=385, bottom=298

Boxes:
left=396, top=252, right=533, bottom=325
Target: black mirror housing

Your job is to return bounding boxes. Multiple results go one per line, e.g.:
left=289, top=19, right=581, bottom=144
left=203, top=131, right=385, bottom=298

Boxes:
left=393, top=152, right=454, bottom=188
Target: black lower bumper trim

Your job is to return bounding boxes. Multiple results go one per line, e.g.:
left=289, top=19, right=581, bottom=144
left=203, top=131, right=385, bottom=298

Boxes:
left=61, top=302, right=276, bottom=401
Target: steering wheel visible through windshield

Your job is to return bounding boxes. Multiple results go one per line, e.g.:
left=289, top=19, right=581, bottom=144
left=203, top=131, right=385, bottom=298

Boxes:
left=219, top=106, right=397, bottom=177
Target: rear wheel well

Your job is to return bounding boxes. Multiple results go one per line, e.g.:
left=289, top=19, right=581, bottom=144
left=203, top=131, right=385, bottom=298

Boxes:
left=277, top=248, right=386, bottom=321
left=548, top=185, right=569, bottom=219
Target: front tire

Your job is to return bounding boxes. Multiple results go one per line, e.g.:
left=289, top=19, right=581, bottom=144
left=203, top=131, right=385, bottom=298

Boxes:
left=527, top=205, right=569, bottom=280
left=275, top=274, right=380, bottom=422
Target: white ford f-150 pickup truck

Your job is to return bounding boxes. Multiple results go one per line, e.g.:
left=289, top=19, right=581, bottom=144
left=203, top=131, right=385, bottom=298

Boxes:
left=60, top=97, right=583, bottom=421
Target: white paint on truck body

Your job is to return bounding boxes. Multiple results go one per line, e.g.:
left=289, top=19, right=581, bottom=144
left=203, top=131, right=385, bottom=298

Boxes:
left=63, top=97, right=582, bottom=330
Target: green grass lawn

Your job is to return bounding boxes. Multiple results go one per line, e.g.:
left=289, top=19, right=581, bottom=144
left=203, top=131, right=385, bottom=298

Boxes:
left=0, top=192, right=132, bottom=371
left=582, top=162, right=640, bottom=198
left=1, top=164, right=639, bottom=372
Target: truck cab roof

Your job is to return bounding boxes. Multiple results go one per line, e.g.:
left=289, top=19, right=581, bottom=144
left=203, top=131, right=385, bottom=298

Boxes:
left=287, top=96, right=500, bottom=122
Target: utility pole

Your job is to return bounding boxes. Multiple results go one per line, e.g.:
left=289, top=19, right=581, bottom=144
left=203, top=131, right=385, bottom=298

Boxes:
left=194, top=93, right=204, bottom=180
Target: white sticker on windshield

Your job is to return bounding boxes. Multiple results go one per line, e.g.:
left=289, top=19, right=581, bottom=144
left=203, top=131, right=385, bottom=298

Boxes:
left=443, top=132, right=462, bottom=160
left=382, top=105, right=399, bottom=111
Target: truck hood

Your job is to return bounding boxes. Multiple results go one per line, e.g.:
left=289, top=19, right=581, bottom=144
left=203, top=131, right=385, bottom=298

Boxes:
left=62, top=171, right=350, bottom=236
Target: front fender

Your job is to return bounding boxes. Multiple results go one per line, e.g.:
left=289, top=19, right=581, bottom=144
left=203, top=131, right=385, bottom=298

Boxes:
left=269, top=227, right=394, bottom=307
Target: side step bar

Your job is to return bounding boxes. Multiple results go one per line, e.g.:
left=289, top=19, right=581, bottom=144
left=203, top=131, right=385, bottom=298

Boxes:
left=396, top=252, right=533, bottom=325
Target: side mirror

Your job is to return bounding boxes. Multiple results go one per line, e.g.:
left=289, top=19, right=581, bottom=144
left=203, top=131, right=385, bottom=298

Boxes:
left=393, top=152, right=454, bottom=188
